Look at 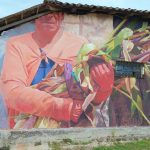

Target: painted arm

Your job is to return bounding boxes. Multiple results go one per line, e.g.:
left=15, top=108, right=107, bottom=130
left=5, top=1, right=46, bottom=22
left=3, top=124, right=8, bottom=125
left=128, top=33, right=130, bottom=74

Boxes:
left=1, top=40, right=73, bottom=122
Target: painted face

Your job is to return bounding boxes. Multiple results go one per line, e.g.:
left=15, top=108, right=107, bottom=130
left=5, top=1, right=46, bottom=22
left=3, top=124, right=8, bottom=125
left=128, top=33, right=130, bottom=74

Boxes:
left=35, top=12, right=64, bottom=33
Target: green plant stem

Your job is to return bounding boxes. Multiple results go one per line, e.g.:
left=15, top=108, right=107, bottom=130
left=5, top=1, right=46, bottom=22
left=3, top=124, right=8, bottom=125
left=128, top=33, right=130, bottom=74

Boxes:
left=114, top=86, right=150, bottom=125
left=110, top=18, right=128, bottom=38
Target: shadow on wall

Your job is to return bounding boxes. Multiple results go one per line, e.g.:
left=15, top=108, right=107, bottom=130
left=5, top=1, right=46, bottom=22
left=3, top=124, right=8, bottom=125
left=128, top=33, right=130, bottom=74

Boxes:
left=0, top=96, right=8, bottom=129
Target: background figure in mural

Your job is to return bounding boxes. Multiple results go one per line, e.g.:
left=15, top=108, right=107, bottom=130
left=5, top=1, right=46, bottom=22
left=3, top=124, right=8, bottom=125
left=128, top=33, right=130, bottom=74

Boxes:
left=1, top=12, right=114, bottom=128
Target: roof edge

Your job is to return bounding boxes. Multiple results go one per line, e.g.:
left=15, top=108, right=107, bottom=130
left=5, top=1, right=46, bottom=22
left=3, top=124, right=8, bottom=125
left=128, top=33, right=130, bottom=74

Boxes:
left=0, top=1, right=150, bottom=33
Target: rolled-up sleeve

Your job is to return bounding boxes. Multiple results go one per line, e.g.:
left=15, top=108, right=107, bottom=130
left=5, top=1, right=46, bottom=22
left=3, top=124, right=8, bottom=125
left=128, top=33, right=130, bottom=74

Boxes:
left=1, top=40, right=73, bottom=122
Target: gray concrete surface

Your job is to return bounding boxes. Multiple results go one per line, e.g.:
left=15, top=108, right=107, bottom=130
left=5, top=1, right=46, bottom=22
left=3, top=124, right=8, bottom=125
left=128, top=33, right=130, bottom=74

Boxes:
left=0, top=127, right=150, bottom=149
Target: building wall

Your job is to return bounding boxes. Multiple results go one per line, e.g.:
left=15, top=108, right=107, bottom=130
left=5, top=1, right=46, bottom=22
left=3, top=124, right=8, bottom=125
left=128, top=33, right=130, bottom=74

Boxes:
left=0, top=12, right=150, bottom=129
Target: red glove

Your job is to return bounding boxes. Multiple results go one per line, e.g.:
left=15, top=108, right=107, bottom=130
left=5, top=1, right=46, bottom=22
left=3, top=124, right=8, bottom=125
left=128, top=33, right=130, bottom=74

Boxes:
left=70, top=100, right=83, bottom=123
left=90, top=62, right=114, bottom=105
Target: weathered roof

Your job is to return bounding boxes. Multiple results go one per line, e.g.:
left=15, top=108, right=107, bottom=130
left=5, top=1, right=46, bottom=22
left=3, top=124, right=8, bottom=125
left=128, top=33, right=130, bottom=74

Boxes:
left=0, top=3, right=49, bottom=33
left=0, top=0, right=150, bottom=33
left=45, top=0, right=150, bottom=16
left=46, top=0, right=150, bottom=11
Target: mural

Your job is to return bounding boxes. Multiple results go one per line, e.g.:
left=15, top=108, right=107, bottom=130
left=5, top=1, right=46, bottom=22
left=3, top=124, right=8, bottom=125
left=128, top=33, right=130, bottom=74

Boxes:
left=0, top=12, right=150, bottom=129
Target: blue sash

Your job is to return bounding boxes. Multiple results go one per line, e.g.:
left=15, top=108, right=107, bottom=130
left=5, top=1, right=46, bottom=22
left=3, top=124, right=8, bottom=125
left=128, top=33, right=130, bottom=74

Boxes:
left=31, top=57, right=54, bottom=85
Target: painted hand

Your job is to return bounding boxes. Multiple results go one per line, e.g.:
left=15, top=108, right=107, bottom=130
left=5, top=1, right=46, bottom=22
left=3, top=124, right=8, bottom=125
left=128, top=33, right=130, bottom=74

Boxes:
left=90, top=62, right=114, bottom=105
left=70, top=100, right=83, bottom=123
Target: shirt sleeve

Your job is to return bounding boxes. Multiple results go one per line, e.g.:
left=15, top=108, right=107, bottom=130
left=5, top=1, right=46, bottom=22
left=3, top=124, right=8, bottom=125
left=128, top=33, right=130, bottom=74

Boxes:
left=1, top=40, right=73, bottom=121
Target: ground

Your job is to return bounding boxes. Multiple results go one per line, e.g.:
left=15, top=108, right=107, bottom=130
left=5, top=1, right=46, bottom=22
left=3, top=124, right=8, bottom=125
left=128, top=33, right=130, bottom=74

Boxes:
left=94, top=139, right=150, bottom=150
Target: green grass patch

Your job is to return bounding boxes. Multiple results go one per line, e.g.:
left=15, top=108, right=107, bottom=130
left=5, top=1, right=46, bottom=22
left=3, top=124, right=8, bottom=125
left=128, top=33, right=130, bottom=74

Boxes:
left=48, top=141, right=61, bottom=150
left=0, top=146, right=10, bottom=150
left=93, top=139, right=150, bottom=150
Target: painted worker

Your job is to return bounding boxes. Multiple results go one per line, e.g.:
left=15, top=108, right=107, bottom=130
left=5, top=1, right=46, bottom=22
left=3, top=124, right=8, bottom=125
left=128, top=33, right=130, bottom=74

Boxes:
left=1, top=12, right=114, bottom=128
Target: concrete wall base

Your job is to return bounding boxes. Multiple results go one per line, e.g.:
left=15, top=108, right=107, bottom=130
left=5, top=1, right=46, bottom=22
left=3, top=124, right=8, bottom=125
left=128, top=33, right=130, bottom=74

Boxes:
left=0, top=127, right=150, bottom=149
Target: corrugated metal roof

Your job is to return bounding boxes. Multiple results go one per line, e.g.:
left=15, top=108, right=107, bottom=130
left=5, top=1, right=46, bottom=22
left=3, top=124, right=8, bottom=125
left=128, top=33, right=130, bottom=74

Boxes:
left=0, top=3, right=49, bottom=33
left=45, top=0, right=150, bottom=16
left=47, top=0, right=150, bottom=11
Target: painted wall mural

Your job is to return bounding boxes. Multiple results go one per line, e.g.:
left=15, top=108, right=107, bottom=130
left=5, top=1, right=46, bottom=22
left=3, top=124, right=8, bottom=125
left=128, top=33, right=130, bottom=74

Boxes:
left=0, top=12, right=150, bottom=129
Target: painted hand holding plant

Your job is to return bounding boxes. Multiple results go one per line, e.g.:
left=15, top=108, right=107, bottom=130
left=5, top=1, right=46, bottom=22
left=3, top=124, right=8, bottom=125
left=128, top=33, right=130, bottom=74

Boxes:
left=73, top=20, right=150, bottom=126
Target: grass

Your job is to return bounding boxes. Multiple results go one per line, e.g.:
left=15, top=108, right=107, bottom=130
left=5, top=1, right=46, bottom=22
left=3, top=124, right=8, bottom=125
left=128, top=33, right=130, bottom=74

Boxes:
left=48, top=141, right=61, bottom=150
left=93, top=139, right=150, bottom=150
left=0, top=146, right=10, bottom=150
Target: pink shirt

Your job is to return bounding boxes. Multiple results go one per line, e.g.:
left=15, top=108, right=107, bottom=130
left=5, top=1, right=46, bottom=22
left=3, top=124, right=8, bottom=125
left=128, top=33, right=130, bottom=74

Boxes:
left=1, top=30, right=87, bottom=128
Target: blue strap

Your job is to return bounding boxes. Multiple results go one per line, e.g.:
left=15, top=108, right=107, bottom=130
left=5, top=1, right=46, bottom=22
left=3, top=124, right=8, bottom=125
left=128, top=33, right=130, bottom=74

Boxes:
left=31, top=49, right=55, bottom=85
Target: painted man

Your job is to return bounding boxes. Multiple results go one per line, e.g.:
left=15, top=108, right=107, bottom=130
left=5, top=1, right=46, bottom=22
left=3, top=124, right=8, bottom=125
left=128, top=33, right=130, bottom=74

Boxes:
left=1, top=12, right=114, bottom=128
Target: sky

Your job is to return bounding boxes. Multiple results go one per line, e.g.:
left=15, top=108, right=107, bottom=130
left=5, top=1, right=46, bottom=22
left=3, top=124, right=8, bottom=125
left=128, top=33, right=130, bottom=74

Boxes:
left=0, top=0, right=150, bottom=18
left=0, top=0, right=43, bottom=18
